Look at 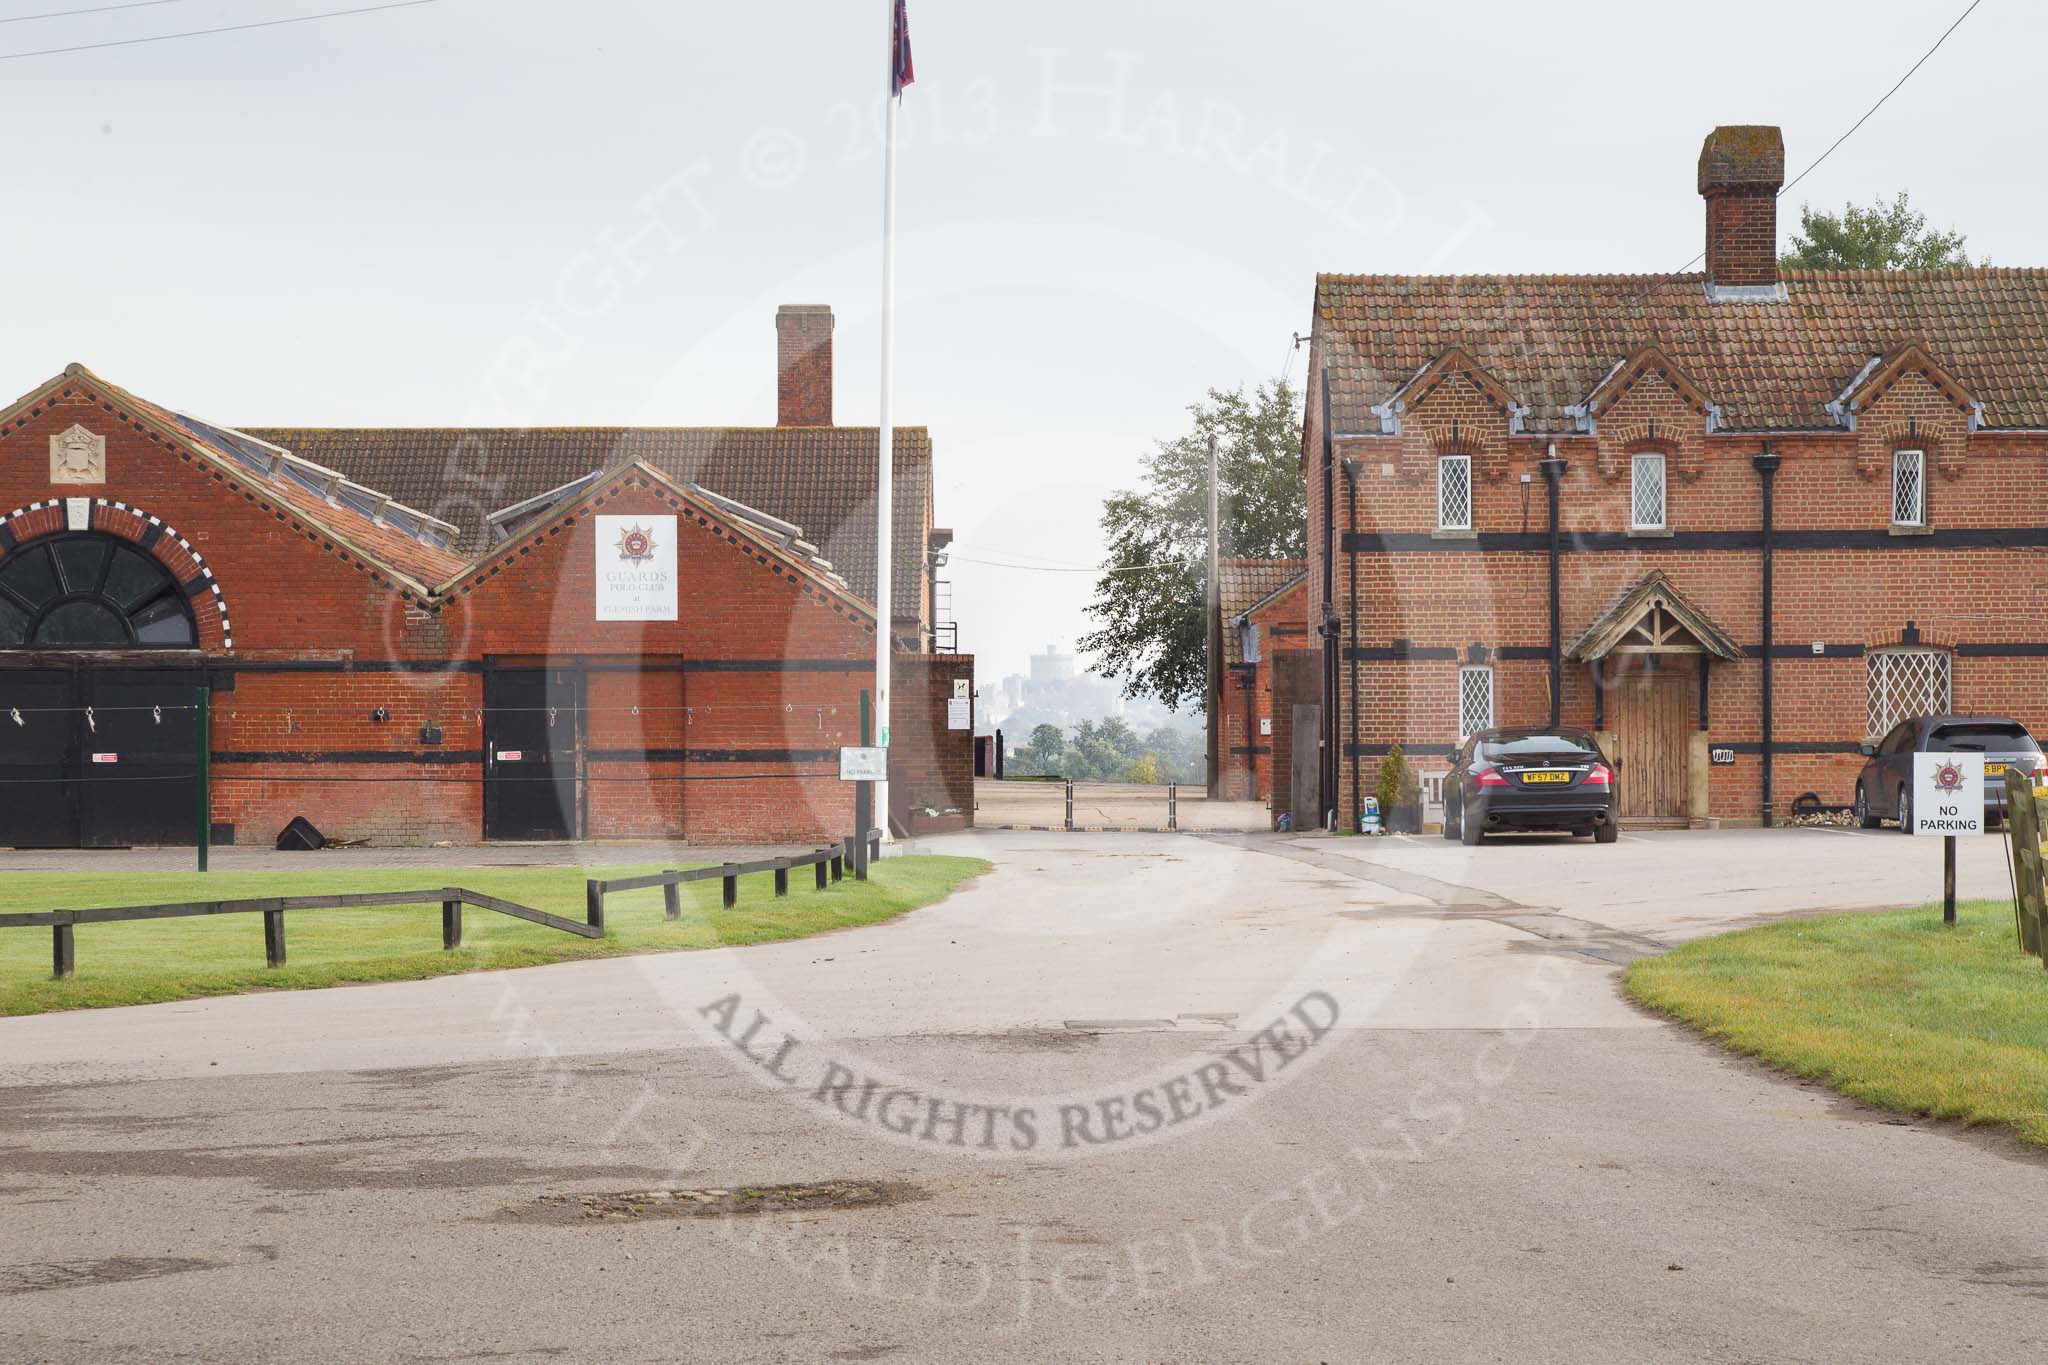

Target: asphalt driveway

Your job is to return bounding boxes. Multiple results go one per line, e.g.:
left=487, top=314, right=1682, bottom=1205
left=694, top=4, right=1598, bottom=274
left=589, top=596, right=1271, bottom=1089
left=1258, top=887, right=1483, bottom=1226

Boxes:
left=2, top=828, right=2042, bottom=1362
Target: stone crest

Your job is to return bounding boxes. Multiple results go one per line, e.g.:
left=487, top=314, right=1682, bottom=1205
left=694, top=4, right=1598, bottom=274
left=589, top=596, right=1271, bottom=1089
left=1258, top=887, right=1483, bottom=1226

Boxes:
left=49, top=423, right=106, bottom=485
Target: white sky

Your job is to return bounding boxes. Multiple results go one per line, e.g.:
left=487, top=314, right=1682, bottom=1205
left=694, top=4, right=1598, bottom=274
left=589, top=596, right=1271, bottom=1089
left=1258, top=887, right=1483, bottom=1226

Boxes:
left=1, top=0, right=2038, bottom=685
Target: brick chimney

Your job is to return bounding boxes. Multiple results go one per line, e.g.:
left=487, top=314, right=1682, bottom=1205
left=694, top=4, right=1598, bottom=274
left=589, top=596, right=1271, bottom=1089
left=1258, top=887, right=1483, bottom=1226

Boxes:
left=776, top=304, right=834, bottom=426
left=1698, top=125, right=1785, bottom=294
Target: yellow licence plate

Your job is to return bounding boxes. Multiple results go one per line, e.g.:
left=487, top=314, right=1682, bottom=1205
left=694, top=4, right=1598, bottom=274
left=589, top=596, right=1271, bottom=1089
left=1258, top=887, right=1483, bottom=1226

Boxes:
left=1986, top=762, right=2007, bottom=776
left=1520, top=770, right=1571, bottom=784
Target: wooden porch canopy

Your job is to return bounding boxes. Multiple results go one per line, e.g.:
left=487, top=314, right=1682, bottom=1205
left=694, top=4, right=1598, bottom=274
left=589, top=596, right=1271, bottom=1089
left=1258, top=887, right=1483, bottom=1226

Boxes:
left=1564, top=571, right=1742, bottom=662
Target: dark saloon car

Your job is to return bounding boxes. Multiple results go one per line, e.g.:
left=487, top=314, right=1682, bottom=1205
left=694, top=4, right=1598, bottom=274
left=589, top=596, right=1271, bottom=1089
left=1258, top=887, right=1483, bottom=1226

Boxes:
left=1854, top=715, right=2045, bottom=830
left=1442, top=727, right=1618, bottom=846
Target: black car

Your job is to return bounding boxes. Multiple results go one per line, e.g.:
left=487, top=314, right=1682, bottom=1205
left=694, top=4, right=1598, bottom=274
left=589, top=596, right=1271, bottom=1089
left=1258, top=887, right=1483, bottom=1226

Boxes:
left=1853, top=714, right=2044, bottom=831
left=1442, top=726, right=1618, bottom=846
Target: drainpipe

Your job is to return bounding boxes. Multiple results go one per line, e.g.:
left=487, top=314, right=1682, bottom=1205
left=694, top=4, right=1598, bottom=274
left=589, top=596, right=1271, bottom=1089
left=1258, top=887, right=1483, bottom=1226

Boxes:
left=1344, top=456, right=1363, bottom=828
left=1539, top=445, right=1566, bottom=729
left=1320, top=376, right=1338, bottom=829
left=1753, top=443, right=1781, bottom=828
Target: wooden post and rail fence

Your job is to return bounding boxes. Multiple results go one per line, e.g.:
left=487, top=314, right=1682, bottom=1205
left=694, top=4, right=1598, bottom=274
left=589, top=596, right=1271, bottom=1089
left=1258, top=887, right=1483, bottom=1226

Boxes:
left=1998, top=766, right=2048, bottom=966
left=2, top=831, right=886, bottom=981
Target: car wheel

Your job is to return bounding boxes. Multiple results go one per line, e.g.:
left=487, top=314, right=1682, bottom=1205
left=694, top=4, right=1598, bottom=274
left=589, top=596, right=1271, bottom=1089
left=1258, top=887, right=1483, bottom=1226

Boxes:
left=1897, top=786, right=1911, bottom=832
left=1855, top=783, right=1881, bottom=829
left=1593, top=820, right=1619, bottom=844
left=1459, top=798, right=1483, bottom=846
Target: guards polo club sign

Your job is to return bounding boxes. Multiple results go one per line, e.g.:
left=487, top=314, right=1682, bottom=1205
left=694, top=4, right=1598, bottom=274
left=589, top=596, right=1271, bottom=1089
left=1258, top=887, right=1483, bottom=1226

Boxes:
left=594, top=514, right=677, bottom=621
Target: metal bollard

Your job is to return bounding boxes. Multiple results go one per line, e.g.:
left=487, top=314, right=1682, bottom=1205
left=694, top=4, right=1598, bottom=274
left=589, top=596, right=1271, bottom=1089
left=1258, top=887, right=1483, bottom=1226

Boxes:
left=1065, top=779, right=1074, bottom=831
left=1169, top=782, right=1178, bottom=830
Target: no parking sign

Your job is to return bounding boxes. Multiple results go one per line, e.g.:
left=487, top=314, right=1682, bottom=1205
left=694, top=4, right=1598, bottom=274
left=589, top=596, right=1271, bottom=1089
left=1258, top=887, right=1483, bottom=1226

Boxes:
left=1911, top=752, right=1984, bottom=837
left=1912, top=751, right=1984, bottom=925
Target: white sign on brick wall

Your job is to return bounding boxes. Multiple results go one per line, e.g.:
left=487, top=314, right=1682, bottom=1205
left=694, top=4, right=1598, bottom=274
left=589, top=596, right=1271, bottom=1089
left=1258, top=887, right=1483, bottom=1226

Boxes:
left=594, top=515, right=677, bottom=621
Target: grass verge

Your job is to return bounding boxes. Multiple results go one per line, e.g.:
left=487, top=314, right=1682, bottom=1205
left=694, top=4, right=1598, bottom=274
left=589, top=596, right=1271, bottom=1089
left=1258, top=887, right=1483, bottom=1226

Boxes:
left=0, top=856, right=989, bottom=1017
left=1625, top=897, right=2048, bottom=1147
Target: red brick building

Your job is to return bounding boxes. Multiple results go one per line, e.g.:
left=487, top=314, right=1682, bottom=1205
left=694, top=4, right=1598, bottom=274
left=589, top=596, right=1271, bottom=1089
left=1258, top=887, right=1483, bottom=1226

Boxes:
left=0, top=309, right=969, bottom=848
left=1215, top=558, right=1304, bottom=802
left=1299, top=125, right=2048, bottom=829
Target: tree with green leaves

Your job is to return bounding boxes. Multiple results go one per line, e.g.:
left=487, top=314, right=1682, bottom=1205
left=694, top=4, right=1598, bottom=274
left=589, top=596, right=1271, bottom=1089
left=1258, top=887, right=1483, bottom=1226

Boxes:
left=1780, top=192, right=1977, bottom=271
left=1081, top=379, right=1306, bottom=711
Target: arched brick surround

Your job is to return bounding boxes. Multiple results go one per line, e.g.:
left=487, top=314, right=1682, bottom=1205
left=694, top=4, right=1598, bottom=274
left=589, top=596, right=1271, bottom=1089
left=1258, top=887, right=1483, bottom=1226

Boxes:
left=0, top=497, right=232, bottom=650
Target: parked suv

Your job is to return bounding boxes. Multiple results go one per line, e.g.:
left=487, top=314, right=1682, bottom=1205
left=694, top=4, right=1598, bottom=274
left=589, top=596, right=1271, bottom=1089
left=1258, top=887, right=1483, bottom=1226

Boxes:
left=1853, top=715, right=2044, bottom=831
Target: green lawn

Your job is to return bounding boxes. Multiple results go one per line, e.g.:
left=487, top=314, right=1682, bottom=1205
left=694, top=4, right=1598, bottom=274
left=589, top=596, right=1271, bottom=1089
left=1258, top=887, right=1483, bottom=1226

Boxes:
left=1625, top=898, right=2048, bottom=1146
left=0, top=856, right=989, bottom=1017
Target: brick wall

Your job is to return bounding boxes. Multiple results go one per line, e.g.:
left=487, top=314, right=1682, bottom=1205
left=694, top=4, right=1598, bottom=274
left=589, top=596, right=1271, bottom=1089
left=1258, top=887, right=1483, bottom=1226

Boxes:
left=889, top=653, right=975, bottom=823
left=1313, top=363, right=2048, bottom=825
left=0, top=383, right=963, bottom=848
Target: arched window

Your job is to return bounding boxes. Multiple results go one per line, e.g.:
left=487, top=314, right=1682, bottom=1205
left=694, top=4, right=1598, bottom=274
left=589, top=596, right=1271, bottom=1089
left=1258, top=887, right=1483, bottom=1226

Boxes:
left=0, top=533, right=197, bottom=648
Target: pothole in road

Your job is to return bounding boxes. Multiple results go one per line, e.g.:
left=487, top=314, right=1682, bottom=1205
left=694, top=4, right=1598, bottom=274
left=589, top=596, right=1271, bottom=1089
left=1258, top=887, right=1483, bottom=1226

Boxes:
left=506, top=1179, right=921, bottom=1223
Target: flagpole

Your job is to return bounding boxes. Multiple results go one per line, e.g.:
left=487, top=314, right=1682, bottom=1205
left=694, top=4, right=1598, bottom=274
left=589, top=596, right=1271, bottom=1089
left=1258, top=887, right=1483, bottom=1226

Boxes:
left=873, top=0, right=900, bottom=842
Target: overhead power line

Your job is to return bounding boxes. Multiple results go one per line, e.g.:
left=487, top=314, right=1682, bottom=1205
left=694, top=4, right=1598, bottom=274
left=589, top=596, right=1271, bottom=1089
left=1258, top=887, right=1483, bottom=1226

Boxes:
left=0, top=0, right=447, bottom=61
left=1674, top=0, right=1985, bottom=272
left=1, top=0, right=192, bottom=25
left=948, top=551, right=1187, bottom=576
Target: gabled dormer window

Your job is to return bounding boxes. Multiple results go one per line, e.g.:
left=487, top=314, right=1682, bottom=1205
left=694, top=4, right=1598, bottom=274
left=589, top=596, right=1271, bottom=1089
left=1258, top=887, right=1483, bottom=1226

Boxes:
left=1892, top=449, right=1926, bottom=527
left=1437, top=455, right=1472, bottom=531
left=1631, top=453, right=1667, bottom=530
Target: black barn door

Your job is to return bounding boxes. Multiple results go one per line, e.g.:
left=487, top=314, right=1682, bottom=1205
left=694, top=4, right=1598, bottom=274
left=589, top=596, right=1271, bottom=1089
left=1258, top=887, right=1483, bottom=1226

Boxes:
left=483, top=667, right=582, bottom=840
left=0, top=671, right=79, bottom=847
left=79, top=671, right=201, bottom=847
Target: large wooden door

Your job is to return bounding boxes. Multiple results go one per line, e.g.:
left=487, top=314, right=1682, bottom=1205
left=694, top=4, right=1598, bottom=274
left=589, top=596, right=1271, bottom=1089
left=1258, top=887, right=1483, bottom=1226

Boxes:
left=1610, top=662, right=1689, bottom=822
left=1290, top=704, right=1322, bottom=831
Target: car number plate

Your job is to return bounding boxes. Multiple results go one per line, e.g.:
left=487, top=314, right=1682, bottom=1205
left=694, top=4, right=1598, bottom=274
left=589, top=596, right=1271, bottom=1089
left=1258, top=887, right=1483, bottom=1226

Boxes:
left=1986, top=762, right=2007, bottom=776
left=1520, top=770, right=1570, bottom=784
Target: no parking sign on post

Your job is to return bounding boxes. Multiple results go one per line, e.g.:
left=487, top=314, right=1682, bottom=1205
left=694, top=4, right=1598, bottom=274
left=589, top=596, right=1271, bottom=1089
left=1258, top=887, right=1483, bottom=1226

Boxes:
left=1912, top=752, right=1985, bottom=924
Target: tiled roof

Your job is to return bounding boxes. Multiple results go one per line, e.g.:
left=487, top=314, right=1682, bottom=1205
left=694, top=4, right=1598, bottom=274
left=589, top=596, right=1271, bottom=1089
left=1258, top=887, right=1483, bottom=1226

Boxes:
left=1219, top=558, right=1306, bottom=664
left=242, top=426, right=934, bottom=618
left=24, top=367, right=468, bottom=591
left=1315, top=268, right=2048, bottom=434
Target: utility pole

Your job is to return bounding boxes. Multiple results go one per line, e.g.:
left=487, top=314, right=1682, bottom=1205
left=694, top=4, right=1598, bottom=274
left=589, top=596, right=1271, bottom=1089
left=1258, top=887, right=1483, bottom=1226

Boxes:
left=1205, top=431, right=1220, bottom=797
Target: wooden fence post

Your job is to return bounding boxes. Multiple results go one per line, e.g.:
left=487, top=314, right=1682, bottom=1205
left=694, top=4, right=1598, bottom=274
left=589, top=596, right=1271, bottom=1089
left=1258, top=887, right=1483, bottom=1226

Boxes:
left=2003, top=768, right=2045, bottom=962
left=263, top=909, right=286, bottom=968
left=52, top=923, right=74, bottom=979
left=442, top=897, right=462, bottom=950
left=774, top=866, right=789, bottom=898
left=586, top=881, right=605, bottom=933
left=815, top=857, right=829, bottom=891
left=663, top=879, right=681, bottom=921
left=722, top=865, right=738, bottom=909
left=831, top=853, right=843, bottom=882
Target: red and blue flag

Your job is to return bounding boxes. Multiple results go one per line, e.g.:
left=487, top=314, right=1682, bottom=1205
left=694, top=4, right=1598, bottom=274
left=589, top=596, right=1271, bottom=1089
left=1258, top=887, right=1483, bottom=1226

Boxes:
left=891, top=0, right=914, bottom=95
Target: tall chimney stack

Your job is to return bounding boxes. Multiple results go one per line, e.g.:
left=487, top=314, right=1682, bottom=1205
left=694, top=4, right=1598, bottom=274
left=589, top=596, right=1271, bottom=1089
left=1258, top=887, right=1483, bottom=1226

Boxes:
left=776, top=304, right=834, bottom=426
left=1698, top=126, right=1785, bottom=295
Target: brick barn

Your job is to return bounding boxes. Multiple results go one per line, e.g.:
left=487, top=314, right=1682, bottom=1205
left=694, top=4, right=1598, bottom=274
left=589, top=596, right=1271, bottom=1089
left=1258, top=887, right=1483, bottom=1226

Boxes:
left=1296, top=125, right=2048, bottom=830
left=0, top=308, right=970, bottom=848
